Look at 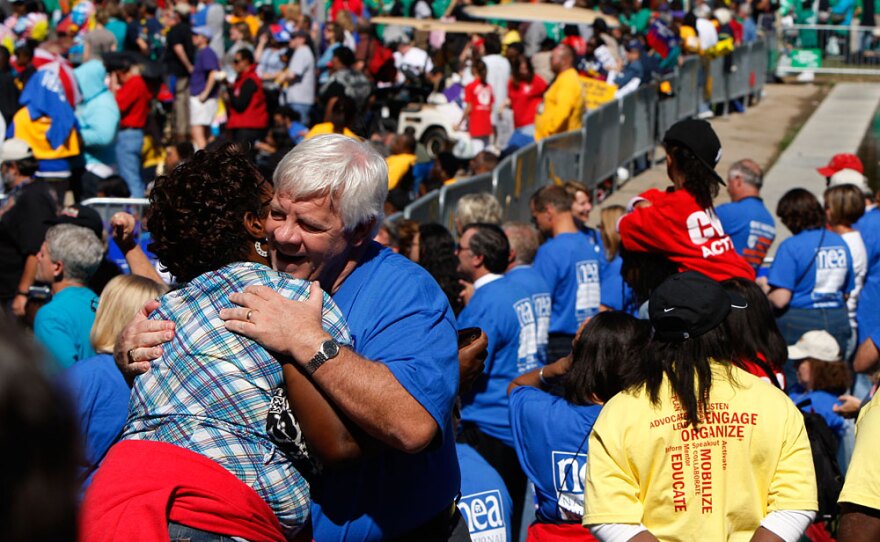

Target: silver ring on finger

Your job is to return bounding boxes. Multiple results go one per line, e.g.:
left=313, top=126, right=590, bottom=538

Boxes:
left=246, top=310, right=254, bottom=322
left=127, top=348, right=137, bottom=364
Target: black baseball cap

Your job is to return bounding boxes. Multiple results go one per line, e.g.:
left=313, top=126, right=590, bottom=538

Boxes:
left=663, top=118, right=725, bottom=185
left=649, top=271, right=747, bottom=342
left=45, top=204, right=104, bottom=239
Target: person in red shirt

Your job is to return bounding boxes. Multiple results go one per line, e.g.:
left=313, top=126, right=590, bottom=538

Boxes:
left=618, top=119, right=755, bottom=283
left=226, top=48, right=269, bottom=144
left=506, top=56, right=548, bottom=137
left=110, top=55, right=151, bottom=198
left=460, top=59, right=494, bottom=152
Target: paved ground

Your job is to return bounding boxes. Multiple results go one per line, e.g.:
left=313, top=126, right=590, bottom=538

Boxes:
left=595, top=83, right=828, bottom=223
left=762, top=82, right=880, bottom=246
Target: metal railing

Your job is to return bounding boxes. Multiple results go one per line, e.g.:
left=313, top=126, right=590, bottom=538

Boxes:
left=776, top=24, right=880, bottom=75
left=399, top=40, right=769, bottom=225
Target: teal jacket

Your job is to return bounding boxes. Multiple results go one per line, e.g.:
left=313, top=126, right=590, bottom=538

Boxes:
left=74, top=60, right=120, bottom=169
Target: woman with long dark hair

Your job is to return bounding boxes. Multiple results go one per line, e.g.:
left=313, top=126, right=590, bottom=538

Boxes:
left=508, top=311, right=650, bottom=541
left=722, top=277, right=787, bottom=388
left=584, top=271, right=818, bottom=542
left=766, top=188, right=854, bottom=390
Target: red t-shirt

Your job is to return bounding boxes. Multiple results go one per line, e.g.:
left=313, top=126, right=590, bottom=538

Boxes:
left=464, top=79, right=494, bottom=138
left=116, top=74, right=150, bottom=130
left=508, top=75, right=548, bottom=128
left=619, top=187, right=756, bottom=281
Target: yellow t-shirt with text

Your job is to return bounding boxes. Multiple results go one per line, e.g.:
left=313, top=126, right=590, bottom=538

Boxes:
left=838, top=395, right=880, bottom=509
left=584, top=363, right=817, bottom=541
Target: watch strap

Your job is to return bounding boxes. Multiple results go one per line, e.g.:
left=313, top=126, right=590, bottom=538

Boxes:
left=305, top=350, right=328, bottom=375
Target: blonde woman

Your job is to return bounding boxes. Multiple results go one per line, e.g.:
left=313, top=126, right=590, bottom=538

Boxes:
left=598, top=205, right=637, bottom=314
left=57, top=275, right=167, bottom=490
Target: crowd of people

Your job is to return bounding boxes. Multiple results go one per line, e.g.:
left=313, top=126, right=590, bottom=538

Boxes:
left=3, top=111, right=880, bottom=542
left=2, top=1, right=880, bottom=542
left=1, top=0, right=768, bottom=216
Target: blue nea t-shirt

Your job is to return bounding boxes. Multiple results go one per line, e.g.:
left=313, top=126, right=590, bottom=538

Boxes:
left=767, top=229, right=854, bottom=310
left=459, top=275, right=542, bottom=447
left=856, top=209, right=880, bottom=342
left=505, top=265, right=552, bottom=365
left=456, top=443, right=513, bottom=542
left=508, top=386, right=601, bottom=522
left=716, top=197, right=776, bottom=271
left=56, top=353, right=130, bottom=491
left=599, top=254, right=637, bottom=315
left=533, top=231, right=604, bottom=335
left=311, top=242, right=461, bottom=542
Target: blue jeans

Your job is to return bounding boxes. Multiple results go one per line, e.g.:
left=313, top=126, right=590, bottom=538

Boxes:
left=168, top=522, right=243, bottom=541
left=776, top=306, right=851, bottom=392
left=116, top=128, right=144, bottom=198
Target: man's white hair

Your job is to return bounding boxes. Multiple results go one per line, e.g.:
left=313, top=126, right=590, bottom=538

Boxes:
left=273, top=135, right=388, bottom=235
left=45, top=224, right=104, bottom=283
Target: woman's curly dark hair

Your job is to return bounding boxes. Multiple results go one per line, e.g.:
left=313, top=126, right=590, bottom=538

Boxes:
left=146, top=143, right=270, bottom=282
left=418, top=223, right=465, bottom=315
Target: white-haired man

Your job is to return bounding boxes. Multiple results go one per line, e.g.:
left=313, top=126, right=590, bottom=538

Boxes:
left=34, top=223, right=104, bottom=368
left=115, top=135, right=464, bottom=541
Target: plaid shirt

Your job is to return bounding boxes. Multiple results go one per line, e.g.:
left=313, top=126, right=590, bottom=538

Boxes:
left=123, top=262, right=350, bottom=537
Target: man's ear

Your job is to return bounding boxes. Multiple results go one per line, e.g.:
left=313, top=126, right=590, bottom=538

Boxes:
left=53, top=259, right=65, bottom=283
left=348, top=218, right=376, bottom=247
left=243, top=211, right=266, bottom=240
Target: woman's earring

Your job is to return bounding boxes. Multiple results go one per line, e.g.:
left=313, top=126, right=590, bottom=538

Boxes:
left=255, top=239, right=268, bottom=258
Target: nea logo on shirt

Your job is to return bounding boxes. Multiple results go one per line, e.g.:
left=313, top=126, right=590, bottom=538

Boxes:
left=552, top=451, right=587, bottom=520
left=458, top=489, right=507, bottom=542
left=686, top=210, right=734, bottom=258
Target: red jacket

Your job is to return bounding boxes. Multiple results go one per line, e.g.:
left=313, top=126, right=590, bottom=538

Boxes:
left=116, top=74, right=150, bottom=130
left=619, top=187, right=756, bottom=282
left=80, top=440, right=287, bottom=542
left=227, top=66, right=269, bottom=130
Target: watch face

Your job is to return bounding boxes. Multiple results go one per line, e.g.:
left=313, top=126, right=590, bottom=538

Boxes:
left=322, top=340, right=340, bottom=358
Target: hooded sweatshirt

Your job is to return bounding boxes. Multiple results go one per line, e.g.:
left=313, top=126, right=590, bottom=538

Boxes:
left=74, top=60, right=120, bottom=173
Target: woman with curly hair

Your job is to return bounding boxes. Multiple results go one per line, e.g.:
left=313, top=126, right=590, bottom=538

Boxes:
left=416, top=223, right=465, bottom=315
left=766, top=188, right=854, bottom=390
left=81, top=144, right=356, bottom=542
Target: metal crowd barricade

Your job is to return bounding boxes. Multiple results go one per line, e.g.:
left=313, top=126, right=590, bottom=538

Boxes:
left=728, top=45, right=752, bottom=107
left=617, top=93, right=637, bottom=174
left=677, top=57, right=701, bottom=120
left=82, top=197, right=150, bottom=224
left=537, top=130, right=585, bottom=187
left=399, top=40, right=765, bottom=225
left=632, top=83, right=658, bottom=164
left=581, top=110, right=603, bottom=193
left=776, top=24, right=880, bottom=75
left=437, top=172, right=494, bottom=232
left=403, top=189, right=441, bottom=223
left=656, top=74, right=679, bottom=143
left=593, top=100, right=622, bottom=189
left=708, top=56, right=728, bottom=108
left=750, top=39, right=767, bottom=100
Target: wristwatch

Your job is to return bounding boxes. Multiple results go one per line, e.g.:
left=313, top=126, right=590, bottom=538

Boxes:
left=305, top=339, right=341, bottom=375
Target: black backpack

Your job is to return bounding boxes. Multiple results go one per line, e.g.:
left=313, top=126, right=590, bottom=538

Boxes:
left=796, top=399, right=844, bottom=522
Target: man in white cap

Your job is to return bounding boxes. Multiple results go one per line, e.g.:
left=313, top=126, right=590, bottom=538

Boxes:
left=0, top=139, right=58, bottom=315
left=190, top=25, right=221, bottom=149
